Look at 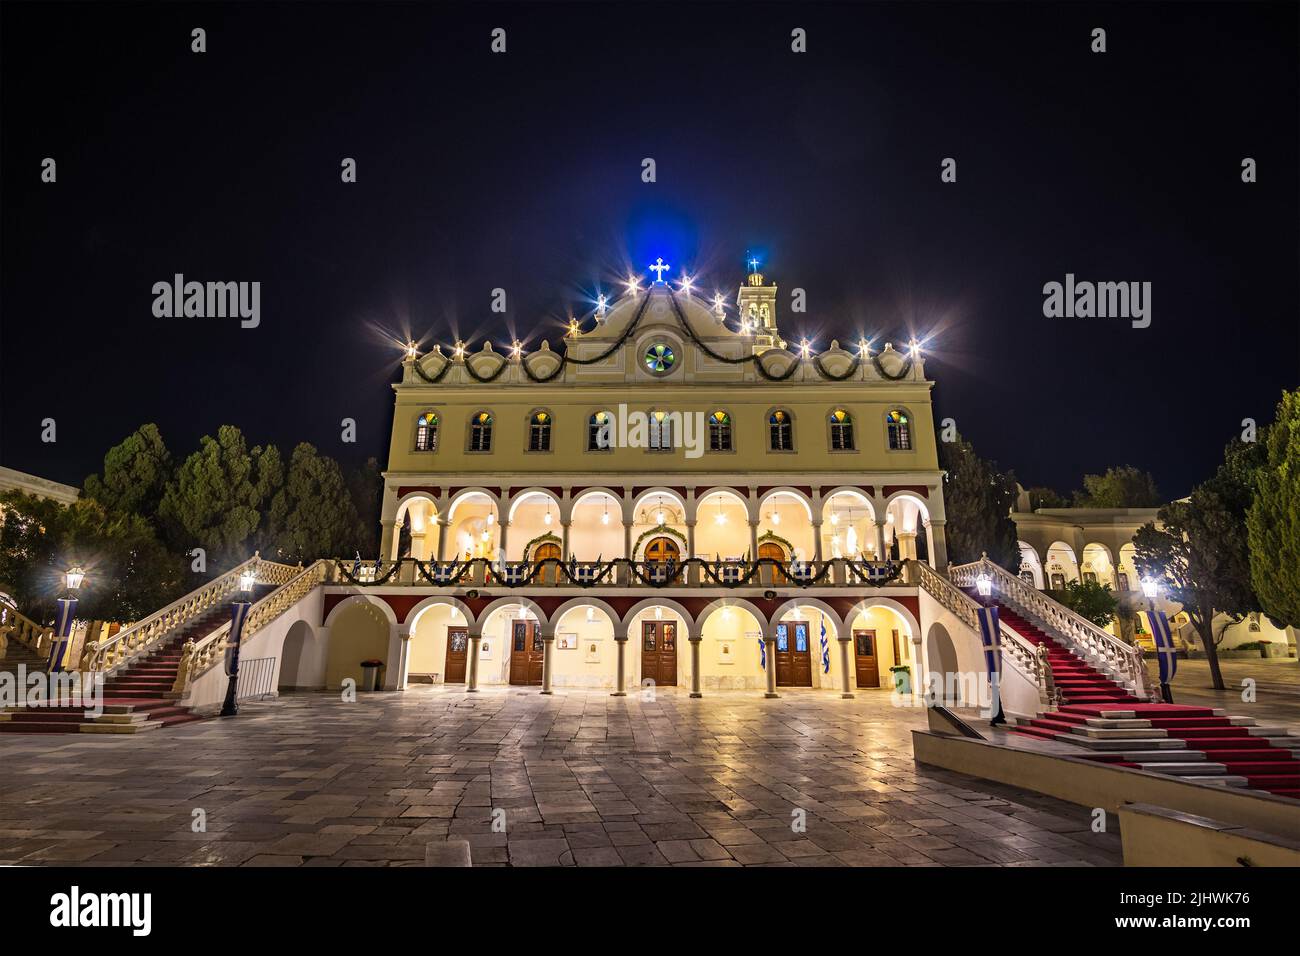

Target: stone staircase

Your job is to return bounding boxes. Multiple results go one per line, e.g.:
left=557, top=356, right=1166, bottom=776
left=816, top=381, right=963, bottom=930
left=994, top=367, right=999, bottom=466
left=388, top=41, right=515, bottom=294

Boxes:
left=0, top=586, right=276, bottom=734
left=1015, top=703, right=1300, bottom=799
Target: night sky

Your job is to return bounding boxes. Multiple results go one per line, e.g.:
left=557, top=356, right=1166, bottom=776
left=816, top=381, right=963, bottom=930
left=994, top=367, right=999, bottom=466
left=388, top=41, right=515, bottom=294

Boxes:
left=2, top=2, right=1296, bottom=502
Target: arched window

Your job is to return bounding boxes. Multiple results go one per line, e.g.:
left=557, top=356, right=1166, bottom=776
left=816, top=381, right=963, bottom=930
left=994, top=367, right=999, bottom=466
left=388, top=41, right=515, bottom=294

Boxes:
left=469, top=411, right=493, bottom=452
left=587, top=411, right=612, bottom=451
left=769, top=409, right=793, bottom=451
left=829, top=408, right=855, bottom=451
left=886, top=409, right=911, bottom=451
left=528, top=411, right=552, bottom=452
left=415, top=411, right=439, bottom=451
left=708, top=410, right=732, bottom=452
left=649, top=411, right=674, bottom=451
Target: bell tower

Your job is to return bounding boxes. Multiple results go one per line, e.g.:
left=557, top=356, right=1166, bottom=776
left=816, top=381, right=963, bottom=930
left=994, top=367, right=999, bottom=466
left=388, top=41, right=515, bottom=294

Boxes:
left=737, top=256, right=782, bottom=353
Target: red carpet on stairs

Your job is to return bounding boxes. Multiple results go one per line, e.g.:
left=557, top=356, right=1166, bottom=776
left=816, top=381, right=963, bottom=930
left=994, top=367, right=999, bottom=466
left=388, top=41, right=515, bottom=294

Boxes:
left=1, top=584, right=276, bottom=734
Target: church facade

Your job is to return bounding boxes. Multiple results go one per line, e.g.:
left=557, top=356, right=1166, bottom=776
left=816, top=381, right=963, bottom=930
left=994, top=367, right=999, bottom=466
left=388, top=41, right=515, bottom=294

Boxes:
left=326, top=264, right=951, bottom=696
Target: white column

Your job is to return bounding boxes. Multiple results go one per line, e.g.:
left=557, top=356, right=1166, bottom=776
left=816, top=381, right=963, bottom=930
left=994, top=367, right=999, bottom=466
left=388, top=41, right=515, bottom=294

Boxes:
left=749, top=520, right=760, bottom=561
left=874, top=521, right=886, bottom=561
left=689, top=635, right=703, bottom=698
left=381, top=519, right=396, bottom=560
left=436, top=518, right=449, bottom=562
left=838, top=635, right=854, bottom=698
left=498, top=521, right=511, bottom=562
left=612, top=635, right=628, bottom=696
left=466, top=628, right=482, bottom=692
left=685, top=520, right=698, bottom=584
left=811, top=519, right=823, bottom=563
left=560, top=521, right=571, bottom=561
left=540, top=630, right=555, bottom=695
left=764, top=635, right=779, bottom=699
left=928, top=519, right=948, bottom=570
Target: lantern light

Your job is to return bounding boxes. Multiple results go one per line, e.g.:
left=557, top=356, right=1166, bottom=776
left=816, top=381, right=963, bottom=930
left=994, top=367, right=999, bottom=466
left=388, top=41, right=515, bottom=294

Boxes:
left=799, top=339, right=812, bottom=358
left=1141, top=578, right=1159, bottom=600
left=976, top=574, right=992, bottom=598
left=239, top=569, right=256, bottom=593
left=405, top=340, right=419, bottom=361
left=65, top=566, right=86, bottom=591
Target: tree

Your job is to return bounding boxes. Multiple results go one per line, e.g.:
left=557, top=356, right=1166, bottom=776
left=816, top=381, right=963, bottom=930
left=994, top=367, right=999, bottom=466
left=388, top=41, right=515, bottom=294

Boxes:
left=938, top=434, right=1021, bottom=572
left=346, top=457, right=384, bottom=557
left=1024, top=486, right=1068, bottom=510
left=1073, top=465, right=1162, bottom=508
left=157, top=425, right=282, bottom=567
left=270, top=444, right=363, bottom=563
left=83, top=423, right=173, bottom=517
left=0, top=491, right=183, bottom=624
left=1051, top=579, right=1119, bottom=628
left=1248, top=389, right=1300, bottom=627
left=1132, top=435, right=1266, bottom=690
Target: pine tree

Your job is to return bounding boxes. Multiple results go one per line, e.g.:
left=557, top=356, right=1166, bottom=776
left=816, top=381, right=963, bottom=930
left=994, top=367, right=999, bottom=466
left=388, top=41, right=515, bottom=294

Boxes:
left=1073, top=465, right=1161, bottom=508
left=937, top=434, right=1021, bottom=571
left=272, top=444, right=363, bottom=563
left=1248, top=388, right=1300, bottom=626
left=158, top=425, right=278, bottom=567
left=83, top=423, right=173, bottom=517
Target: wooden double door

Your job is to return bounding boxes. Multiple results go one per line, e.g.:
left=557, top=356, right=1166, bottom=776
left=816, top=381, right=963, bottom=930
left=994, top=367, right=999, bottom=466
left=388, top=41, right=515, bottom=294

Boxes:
left=641, top=620, right=677, bottom=686
left=509, top=619, right=544, bottom=685
left=758, top=542, right=789, bottom=585
left=445, top=626, right=469, bottom=683
left=775, top=621, right=812, bottom=687
left=854, top=629, right=880, bottom=688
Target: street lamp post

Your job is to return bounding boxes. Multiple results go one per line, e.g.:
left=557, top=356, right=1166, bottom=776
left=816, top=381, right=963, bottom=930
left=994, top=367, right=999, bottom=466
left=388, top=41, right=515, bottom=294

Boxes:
left=1142, top=577, right=1175, bottom=704
left=975, top=571, right=1007, bottom=726
left=48, top=566, right=85, bottom=672
left=219, top=569, right=257, bottom=718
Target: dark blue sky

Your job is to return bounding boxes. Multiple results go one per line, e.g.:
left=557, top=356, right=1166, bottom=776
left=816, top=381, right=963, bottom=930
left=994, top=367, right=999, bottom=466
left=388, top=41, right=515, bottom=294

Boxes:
left=2, top=2, right=1296, bottom=500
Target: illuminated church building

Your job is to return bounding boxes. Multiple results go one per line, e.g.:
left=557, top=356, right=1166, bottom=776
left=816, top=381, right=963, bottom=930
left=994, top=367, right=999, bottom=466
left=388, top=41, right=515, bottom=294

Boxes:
left=326, top=260, right=952, bottom=697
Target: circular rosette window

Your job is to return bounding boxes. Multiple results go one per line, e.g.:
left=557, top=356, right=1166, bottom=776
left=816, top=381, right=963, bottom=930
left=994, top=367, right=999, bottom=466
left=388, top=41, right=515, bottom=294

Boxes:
left=643, top=342, right=676, bottom=375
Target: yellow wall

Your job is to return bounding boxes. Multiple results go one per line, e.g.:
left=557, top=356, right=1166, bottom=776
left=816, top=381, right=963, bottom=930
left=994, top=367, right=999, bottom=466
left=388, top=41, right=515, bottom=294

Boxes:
left=325, top=602, right=391, bottom=690
left=387, top=389, right=937, bottom=477
left=409, top=603, right=460, bottom=677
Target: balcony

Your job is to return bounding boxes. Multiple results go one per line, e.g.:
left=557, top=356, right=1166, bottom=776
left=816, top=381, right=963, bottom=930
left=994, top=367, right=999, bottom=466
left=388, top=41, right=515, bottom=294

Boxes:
left=333, top=556, right=905, bottom=590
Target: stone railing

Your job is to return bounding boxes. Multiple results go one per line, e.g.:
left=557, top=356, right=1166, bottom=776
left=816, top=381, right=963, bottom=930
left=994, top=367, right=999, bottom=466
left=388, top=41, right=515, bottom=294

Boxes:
left=329, top=556, right=904, bottom=590
left=0, top=602, right=54, bottom=660
left=910, top=559, right=1051, bottom=706
left=80, top=554, right=300, bottom=674
left=171, top=559, right=330, bottom=697
left=950, top=555, right=1149, bottom=699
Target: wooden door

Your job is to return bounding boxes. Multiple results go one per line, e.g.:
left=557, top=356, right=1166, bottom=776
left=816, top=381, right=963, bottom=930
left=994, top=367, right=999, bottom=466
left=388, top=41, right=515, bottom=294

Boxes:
left=444, top=626, right=469, bottom=683
left=758, top=542, right=789, bottom=585
left=775, top=621, right=812, bottom=687
left=640, top=620, right=678, bottom=686
left=645, top=537, right=680, bottom=563
left=533, top=542, right=561, bottom=584
left=854, top=629, right=880, bottom=688
left=508, top=619, right=544, bottom=685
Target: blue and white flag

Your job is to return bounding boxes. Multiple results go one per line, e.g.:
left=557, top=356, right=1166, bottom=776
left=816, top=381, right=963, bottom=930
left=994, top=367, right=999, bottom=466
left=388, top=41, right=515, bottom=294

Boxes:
left=976, top=605, right=1002, bottom=678
left=819, top=615, right=831, bottom=674
left=351, top=552, right=362, bottom=577
left=1150, top=609, right=1178, bottom=684
left=758, top=634, right=767, bottom=670
left=47, top=597, right=77, bottom=672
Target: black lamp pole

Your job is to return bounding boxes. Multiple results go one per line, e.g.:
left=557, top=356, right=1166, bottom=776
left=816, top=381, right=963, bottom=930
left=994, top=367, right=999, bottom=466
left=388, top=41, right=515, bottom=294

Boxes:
left=220, top=572, right=255, bottom=718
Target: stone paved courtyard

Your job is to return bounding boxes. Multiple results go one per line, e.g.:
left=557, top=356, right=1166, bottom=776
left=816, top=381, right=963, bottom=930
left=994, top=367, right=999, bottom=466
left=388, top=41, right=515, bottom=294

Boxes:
left=0, top=687, right=1122, bottom=867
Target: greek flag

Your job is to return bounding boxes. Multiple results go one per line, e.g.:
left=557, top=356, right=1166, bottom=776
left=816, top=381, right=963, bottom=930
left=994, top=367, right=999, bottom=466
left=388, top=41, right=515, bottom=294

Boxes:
left=47, top=597, right=77, bottom=672
left=976, top=605, right=1002, bottom=678
left=1150, top=609, right=1178, bottom=683
left=758, top=634, right=767, bottom=670
left=351, top=552, right=362, bottom=577
left=819, top=615, right=830, bottom=674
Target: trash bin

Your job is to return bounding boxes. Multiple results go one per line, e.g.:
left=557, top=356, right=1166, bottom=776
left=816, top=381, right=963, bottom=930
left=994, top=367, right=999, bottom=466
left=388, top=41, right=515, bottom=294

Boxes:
left=359, top=659, right=384, bottom=691
left=890, top=665, right=911, bottom=695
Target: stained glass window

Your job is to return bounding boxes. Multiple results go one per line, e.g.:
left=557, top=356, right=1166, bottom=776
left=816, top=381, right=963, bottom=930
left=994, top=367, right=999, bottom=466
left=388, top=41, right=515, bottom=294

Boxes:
left=528, top=411, right=552, bottom=452
left=708, top=410, right=732, bottom=451
left=415, top=411, right=439, bottom=451
left=644, top=343, right=676, bottom=373
left=886, top=409, right=911, bottom=451
left=769, top=409, right=793, bottom=451
left=469, top=411, right=493, bottom=452
left=830, top=408, right=855, bottom=450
